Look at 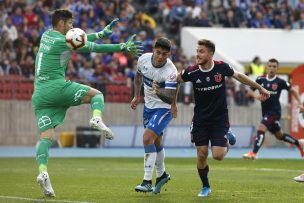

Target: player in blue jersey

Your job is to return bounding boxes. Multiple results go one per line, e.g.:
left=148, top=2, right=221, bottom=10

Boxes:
left=131, top=38, right=178, bottom=194
left=243, top=58, right=304, bottom=160
left=176, top=39, right=270, bottom=197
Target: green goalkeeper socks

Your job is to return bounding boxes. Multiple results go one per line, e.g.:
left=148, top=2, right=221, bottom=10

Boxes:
left=36, top=138, right=52, bottom=172
left=91, top=93, right=105, bottom=118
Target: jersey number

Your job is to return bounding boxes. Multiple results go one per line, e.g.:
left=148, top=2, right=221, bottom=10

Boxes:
left=36, top=52, right=43, bottom=77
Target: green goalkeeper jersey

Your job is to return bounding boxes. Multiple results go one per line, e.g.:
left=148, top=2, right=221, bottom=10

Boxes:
left=34, top=29, right=123, bottom=90
left=34, top=29, right=72, bottom=88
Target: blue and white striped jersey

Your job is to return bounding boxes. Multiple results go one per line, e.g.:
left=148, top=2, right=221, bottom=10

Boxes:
left=137, top=53, right=177, bottom=109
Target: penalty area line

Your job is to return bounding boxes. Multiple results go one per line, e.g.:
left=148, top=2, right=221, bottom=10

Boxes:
left=0, top=195, right=94, bottom=203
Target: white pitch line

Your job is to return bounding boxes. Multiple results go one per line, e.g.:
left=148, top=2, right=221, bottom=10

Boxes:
left=0, top=196, right=94, bottom=203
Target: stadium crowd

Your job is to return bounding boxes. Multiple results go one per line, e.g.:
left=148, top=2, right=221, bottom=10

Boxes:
left=0, top=0, right=303, bottom=104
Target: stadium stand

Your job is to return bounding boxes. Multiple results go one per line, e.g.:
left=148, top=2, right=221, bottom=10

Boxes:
left=0, top=0, right=303, bottom=104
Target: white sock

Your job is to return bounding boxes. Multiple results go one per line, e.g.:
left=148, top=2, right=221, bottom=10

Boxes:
left=143, top=152, right=156, bottom=180
left=155, top=148, right=165, bottom=178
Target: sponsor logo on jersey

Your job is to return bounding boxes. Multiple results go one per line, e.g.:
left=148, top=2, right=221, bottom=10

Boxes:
left=195, top=84, right=223, bottom=92
left=272, top=83, right=278, bottom=90
left=169, top=72, right=177, bottom=80
left=214, top=72, right=222, bottom=83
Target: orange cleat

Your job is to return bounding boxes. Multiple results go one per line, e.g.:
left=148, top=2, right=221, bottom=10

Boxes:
left=242, top=151, right=257, bottom=160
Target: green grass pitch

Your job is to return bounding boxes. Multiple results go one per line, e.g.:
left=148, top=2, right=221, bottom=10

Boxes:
left=0, top=158, right=303, bottom=203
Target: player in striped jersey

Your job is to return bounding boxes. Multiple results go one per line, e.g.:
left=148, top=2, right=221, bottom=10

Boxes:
left=131, top=37, right=178, bottom=194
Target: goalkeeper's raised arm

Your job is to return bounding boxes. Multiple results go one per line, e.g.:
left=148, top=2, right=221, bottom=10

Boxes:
left=78, top=34, right=144, bottom=58
left=87, top=18, right=119, bottom=42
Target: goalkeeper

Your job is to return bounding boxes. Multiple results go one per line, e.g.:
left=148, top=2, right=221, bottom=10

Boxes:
left=33, top=9, right=144, bottom=197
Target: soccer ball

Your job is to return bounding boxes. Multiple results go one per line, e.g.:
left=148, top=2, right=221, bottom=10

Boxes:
left=65, top=28, right=87, bottom=50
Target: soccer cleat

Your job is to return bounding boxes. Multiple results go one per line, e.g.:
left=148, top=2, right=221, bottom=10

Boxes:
left=36, top=171, right=55, bottom=197
left=135, top=180, right=153, bottom=193
left=293, top=174, right=304, bottom=183
left=243, top=151, right=257, bottom=160
left=152, top=172, right=171, bottom=194
left=227, top=128, right=236, bottom=145
left=89, top=117, right=114, bottom=140
left=198, top=187, right=211, bottom=197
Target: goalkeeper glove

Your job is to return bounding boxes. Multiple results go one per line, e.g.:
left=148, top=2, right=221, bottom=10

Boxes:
left=120, top=34, right=144, bottom=58
left=97, top=18, right=119, bottom=39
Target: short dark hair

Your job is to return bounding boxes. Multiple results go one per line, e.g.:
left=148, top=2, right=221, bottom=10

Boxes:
left=197, top=39, right=215, bottom=54
left=154, top=37, right=171, bottom=51
left=268, top=58, right=279, bottom=66
left=51, top=9, right=73, bottom=27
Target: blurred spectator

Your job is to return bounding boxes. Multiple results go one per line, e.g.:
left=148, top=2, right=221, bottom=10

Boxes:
left=0, top=7, right=8, bottom=28
left=10, top=6, right=24, bottom=32
left=169, top=0, right=187, bottom=34
left=248, top=56, right=265, bottom=76
left=78, top=61, right=95, bottom=83
left=91, top=64, right=106, bottom=93
left=2, top=18, right=18, bottom=41
left=6, top=60, right=22, bottom=76
left=234, top=84, right=251, bottom=106
left=0, top=30, right=14, bottom=51
left=66, top=61, right=78, bottom=80
left=222, top=9, right=240, bottom=27
left=0, top=65, right=4, bottom=76
left=21, top=55, right=35, bottom=79
left=225, top=76, right=236, bottom=106
left=24, top=5, right=38, bottom=30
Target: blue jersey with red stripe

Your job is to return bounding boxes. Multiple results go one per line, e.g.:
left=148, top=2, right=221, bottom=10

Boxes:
left=252, top=75, right=291, bottom=117
left=181, top=61, right=234, bottom=126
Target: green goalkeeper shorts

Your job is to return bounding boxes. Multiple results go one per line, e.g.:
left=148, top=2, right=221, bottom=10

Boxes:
left=32, top=81, right=91, bottom=133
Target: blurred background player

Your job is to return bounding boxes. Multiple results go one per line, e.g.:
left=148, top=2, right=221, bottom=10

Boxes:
left=33, top=9, right=143, bottom=197
left=176, top=39, right=269, bottom=197
left=131, top=37, right=178, bottom=194
left=248, top=56, right=265, bottom=76
left=243, top=58, right=304, bottom=160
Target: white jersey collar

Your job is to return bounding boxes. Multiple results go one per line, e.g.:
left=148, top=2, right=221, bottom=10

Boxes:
left=199, top=61, right=214, bottom=72
left=266, top=75, right=277, bottom=81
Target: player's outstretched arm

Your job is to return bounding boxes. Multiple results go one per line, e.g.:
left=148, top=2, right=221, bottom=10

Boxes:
left=78, top=34, right=144, bottom=57
left=152, top=81, right=177, bottom=105
left=87, top=18, right=119, bottom=42
left=131, top=72, right=143, bottom=110
left=290, top=87, right=304, bottom=113
left=232, top=71, right=270, bottom=101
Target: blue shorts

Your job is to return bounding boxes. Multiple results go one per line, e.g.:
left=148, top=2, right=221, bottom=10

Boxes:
left=143, top=106, right=173, bottom=136
left=190, top=121, right=229, bottom=147
left=261, top=114, right=281, bottom=134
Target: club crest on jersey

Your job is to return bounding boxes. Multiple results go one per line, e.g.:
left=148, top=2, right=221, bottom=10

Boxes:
left=214, top=73, right=222, bottom=83
left=206, top=77, right=210, bottom=82
left=169, top=73, right=177, bottom=80
left=272, top=83, right=278, bottom=90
